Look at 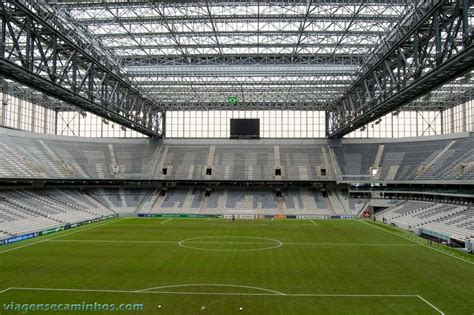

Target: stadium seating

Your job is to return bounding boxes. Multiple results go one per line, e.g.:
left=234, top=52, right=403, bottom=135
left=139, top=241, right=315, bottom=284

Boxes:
left=88, top=188, right=155, bottom=213
left=1, top=128, right=473, bottom=182
left=377, top=201, right=474, bottom=240
left=0, top=189, right=471, bottom=242
left=149, top=188, right=203, bottom=214
left=142, top=188, right=357, bottom=216
left=333, top=136, right=474, bottom=182
left=0, top=128, right=473, bottom=241
left=0, top=189, right=117, bottom=237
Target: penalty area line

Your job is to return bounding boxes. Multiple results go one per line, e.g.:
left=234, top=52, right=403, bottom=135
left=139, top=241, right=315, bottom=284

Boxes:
left=137, top=284, right=285, bottom=295
left=2, top=287, right=422, bottom=299
left=160, top=218, right=173, bottom=224
left=310, top=220, right=318, bottom=226
left=417, top=295, right=445, bottom=315
left=0, top=288, right=11, bottom=294
left=1, top=286, right=444, bottom=312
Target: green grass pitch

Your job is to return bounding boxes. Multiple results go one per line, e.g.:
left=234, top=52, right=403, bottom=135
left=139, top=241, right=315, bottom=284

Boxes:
left=1, top=218, right=473, bottom=314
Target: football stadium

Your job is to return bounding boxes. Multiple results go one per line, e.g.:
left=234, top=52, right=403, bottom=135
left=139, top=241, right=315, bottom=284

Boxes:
left=0, top=0, right=474, bottom=314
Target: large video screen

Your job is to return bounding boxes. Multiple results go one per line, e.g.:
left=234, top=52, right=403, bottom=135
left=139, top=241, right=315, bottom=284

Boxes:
left=230, top=119, right=260, bottom=138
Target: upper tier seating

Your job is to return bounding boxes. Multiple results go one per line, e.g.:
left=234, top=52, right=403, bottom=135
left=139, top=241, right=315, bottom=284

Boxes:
left=1, top=128, right=473, bottom=182
left=333, top=136, right=474, bottom=182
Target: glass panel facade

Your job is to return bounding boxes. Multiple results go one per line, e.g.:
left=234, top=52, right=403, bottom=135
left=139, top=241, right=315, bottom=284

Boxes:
left=1, top=92, right=55, bottom=134
left=165, top=110, right=326, bottom=138
left=0, top=92, right=145, bottom=138
left=56, top=111, right=145, bottom=138
left=2, top=91, right=473, bottom=139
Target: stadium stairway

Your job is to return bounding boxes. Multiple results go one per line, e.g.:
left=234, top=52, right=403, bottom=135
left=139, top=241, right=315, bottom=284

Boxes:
left=416, top=140, right=457, bottom=177
left=134, top=189, right=160, bottom=214
left=83, top=191, right=118, bottom=215
left=327, top=191, right=345, bottom=214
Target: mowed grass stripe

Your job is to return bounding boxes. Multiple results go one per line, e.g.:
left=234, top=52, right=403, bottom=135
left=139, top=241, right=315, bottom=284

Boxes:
left=56, top=218, right=413, bottom=245
left=0, top=218, right=472, bottom=314
left=45, top=239, right=418, bottom=246
left=0, top=288, right=442, bottom=314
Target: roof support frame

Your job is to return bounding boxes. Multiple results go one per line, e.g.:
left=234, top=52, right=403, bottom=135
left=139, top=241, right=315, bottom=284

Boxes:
left=0, top=0, right=163, bottom=137
left=328, top=0, right=474, bottom=138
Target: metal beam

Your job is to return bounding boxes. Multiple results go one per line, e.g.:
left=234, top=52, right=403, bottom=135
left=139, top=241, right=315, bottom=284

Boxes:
left=4, top=0, right=472, bottom=116
left=158, top=101, right=329, bottom=111
left=328, top=0, right=474, bottom=138
left=119, top=54, right=366, bottom=67
left=72, top=14, right=402, bottom=26
left=92, top=30, right=390, bottom=39
left=48, top=0, right=410, bottom=6
left=0, top=0, right=163, bottom=137
left=0, top=77, right=74, bottom=110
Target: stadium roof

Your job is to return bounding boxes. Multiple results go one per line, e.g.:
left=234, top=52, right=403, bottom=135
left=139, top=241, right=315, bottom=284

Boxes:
left=46, top=0, right=409, bottom=110
left=1, top=0, right=473, bottom=137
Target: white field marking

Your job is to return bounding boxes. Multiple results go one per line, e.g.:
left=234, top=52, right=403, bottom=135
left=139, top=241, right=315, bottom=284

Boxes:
left=0, top=218, right=126, bottom=255
left=185, top=241, right=277, bottom=244
left=417, top=295, right=445, bottom=315
left=45, top=239, right=417, bottom=247
left=283, top=242, right=418, bottom=246
left=160, top=218, right=173, bottom=224
left=5, top=287, right=141, bottom=294
left=136, top=284, right=286, bottom=295
left=360, top=220, right=474, bottom=266
left=47, top=239, right=177, bottom=244
left=2, top=287, right=426, bottom=300
left=1, top=286, right=442, bottom=311
left=310, top=220, right=318, bottom=226
left=178, top=236, right=283, bottom=252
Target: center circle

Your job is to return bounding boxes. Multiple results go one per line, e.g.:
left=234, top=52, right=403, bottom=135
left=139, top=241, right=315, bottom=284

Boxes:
left=178, top=236, right=283, bottom=252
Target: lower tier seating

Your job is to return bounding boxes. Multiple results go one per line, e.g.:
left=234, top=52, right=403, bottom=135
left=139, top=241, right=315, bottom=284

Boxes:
left=377, top=201, right=474, bottom=240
